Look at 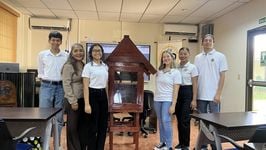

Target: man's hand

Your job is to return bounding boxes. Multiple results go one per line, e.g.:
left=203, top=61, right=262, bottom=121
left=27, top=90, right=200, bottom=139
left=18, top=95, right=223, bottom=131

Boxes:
left=214, top=93, right=221, bottom=104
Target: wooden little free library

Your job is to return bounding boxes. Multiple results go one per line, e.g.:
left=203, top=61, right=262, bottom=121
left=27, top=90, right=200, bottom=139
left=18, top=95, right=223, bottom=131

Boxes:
left=106, top=35, right=156, bottom=150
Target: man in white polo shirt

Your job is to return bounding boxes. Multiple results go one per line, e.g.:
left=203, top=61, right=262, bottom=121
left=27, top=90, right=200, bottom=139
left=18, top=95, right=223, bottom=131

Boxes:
left=194, top=34, right=228, bottom=149
left=37, top=31, right=68, bottom=143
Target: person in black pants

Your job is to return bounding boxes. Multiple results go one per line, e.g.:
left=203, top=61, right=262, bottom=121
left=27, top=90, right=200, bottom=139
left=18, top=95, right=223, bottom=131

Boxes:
left=62, top=43, right=85, bottom=150
left=175, top=47, right=198, bottom=150
left=81, top=43, right=109, bottom=150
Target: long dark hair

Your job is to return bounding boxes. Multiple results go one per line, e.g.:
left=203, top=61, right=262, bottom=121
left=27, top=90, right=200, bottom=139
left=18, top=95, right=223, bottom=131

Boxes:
left=65, top=43, right=85, bottom=75
left=88, top=43, right=105, bottom=63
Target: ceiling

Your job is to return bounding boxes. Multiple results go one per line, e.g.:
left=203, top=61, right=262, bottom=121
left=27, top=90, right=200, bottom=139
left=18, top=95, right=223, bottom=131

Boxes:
left=2, top=0, right=252, bottom=24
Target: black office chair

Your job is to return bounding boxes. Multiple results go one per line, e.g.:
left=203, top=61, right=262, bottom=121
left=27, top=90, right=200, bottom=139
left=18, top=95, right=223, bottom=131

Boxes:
left=121, top=90, right=157, bottom=138
left=141, top=90, right=156, bottom=138
left=218, top=125, right=266, bottom=150
left=0, top=119, right=35, bottom=150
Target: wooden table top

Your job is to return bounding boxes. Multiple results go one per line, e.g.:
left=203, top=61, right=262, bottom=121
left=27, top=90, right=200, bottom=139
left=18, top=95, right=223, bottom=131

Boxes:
left=191, top=112, right=266, bottom=128
left=0, top=107, right=61, bottom=121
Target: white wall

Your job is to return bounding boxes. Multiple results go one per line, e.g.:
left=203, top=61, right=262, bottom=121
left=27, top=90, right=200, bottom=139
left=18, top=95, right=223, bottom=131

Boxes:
left=213, top=0, right=266, bottom=112
left=14, top=17, right=199, bottom=92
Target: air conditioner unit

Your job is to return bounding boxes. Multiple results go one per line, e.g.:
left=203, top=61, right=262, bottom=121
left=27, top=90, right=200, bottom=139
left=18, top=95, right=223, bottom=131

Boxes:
left=163, top=24, right=198, bottom=36
left=29, top=17, right=71, bottom=31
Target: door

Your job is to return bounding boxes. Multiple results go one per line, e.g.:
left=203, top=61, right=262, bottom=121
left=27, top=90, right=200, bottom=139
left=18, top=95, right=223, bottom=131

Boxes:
left=246, top=25, right=266, bottom=111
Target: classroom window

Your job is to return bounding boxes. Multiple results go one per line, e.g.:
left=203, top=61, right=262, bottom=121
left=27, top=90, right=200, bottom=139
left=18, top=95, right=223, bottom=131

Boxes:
left=0, top=2, right=19, bottom=62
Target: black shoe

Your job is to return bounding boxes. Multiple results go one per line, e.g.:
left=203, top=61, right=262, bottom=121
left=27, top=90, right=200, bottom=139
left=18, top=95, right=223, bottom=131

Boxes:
left=182, top=147, right=189, bottom=150
left=174, top=144, right=182, bottom=150
left=153, top=142, right=166, bottom=150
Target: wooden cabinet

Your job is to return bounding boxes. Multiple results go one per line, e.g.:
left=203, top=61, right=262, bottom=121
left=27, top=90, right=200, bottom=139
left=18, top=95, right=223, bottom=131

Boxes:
left=106, top=35, right=156, bottom=150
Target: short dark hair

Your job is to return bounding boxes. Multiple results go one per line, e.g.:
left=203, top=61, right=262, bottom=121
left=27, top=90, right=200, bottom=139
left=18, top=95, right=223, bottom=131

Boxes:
left=202, top=34, right=214, bottom=43
left=48, top=31, right=63, bottom=40
left=179, top=47, right=190, bottom=53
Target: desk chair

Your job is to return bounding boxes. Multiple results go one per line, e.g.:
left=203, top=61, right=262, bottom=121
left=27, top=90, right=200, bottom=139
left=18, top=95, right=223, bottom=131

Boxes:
left=0, top=119, right=35, bottom=150
left=141, top=90, right=156, bottom=137
left=218, top=126, right=266, bottom=150
left=197, top=120, right=266, bottom=150
left=0, top=80, right=17, bottom=107
left=121, top=90, right=157, bottom=138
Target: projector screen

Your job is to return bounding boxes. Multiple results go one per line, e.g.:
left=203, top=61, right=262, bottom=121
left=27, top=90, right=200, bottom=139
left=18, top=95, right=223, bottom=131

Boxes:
left=86, top=43, right=151, bottom=81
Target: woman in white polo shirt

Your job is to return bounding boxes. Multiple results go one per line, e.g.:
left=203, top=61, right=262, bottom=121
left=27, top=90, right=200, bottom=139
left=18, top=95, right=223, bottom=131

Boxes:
left=175, top=47, right=198, bottom=150
left=81, top=43, right=108, bottom=150
left=153, top=50, right=181, bottom=150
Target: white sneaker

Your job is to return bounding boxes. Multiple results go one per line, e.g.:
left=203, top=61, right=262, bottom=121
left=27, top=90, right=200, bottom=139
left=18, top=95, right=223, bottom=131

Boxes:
left=154, top=142, right=167, bottom=150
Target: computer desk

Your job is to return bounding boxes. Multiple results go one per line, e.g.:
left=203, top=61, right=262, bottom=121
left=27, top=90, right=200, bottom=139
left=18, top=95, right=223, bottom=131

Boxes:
left=191, top=112, right=266, bottom=150
left=0, top=107, right=61, bottom=150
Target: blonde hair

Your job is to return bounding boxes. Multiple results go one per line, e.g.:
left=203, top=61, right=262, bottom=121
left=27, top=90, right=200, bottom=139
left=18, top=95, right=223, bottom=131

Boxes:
left=158, top=50, right=177, bottom=70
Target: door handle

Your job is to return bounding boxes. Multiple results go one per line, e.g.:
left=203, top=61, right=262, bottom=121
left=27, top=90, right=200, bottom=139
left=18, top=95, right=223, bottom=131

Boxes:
left=248, top=79, right=253, bottom=87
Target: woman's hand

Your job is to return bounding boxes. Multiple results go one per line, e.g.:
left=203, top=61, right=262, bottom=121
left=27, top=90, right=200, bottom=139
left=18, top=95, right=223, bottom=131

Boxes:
left=169, top=105, right=175, bottom=114
left=85, top=104, right=92, bottom=114
left=71, top=102, right=78, bottom=111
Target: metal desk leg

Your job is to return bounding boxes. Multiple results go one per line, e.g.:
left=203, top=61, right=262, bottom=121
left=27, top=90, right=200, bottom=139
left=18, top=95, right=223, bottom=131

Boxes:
left=43, top=119, right=52, bottom=150
left=209, top=125, right=222, bottom=150
left=53, top=116, right=59, bottom=150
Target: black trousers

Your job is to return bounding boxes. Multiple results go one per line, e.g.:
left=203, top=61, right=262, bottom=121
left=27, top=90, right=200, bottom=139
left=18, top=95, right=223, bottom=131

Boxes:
left=175, top=85, right=193, bottom=147
left=65, top=98, right=84, bottom=150
left=80, top=88, right=108, bottom=150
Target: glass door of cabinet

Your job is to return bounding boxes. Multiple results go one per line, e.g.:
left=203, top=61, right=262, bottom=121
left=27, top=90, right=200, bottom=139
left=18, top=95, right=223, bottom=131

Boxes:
left=246, top=26, right=266, bottom=112
left=113, top=71, right=138, bottom=104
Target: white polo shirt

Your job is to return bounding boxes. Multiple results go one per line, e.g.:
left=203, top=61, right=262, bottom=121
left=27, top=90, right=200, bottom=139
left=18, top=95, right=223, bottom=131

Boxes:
left=37, top=50, right=68, bottom=81
left=194, top=49, right=228, bottom=101
left=82, top=61, right=108, bottom=89
left=154, top=69, right=182, bottom=102
left=177, top=62, right=198, bottom=86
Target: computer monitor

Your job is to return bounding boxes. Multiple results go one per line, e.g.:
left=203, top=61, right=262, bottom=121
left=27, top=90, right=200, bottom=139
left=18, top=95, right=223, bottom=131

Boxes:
left=0, top=63, right=19, bottom=73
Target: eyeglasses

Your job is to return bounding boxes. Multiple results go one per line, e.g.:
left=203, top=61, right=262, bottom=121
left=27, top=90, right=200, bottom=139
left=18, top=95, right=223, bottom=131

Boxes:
left=92, top=49, right=102, bottom=53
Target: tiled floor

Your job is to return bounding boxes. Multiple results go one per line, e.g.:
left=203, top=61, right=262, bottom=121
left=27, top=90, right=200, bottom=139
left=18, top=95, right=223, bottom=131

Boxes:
left=51, top=116, right=245, bottom=150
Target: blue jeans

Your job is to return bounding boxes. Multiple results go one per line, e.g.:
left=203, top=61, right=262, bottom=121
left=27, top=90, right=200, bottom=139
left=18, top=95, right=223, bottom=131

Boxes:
left=39, top=82, right=64, bottom=138
left=197, top=100, right=220, bottom=113
left=154, top=101, right=173, bottom=148
left=197, top=100, right=220, bottom=150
